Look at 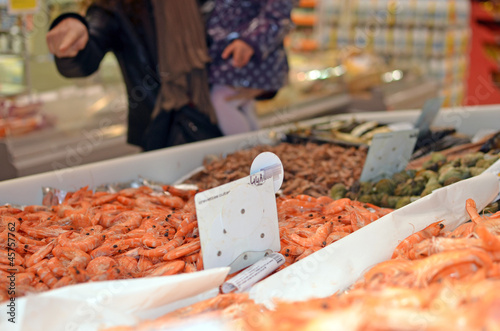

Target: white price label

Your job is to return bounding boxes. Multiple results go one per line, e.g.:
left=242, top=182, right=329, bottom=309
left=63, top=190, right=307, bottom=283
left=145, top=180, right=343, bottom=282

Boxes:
left=250, top=151, right=284, bottom=193
left=360, top=129, right=419, bottom=183
left=195, top=170, right=280, bottom=274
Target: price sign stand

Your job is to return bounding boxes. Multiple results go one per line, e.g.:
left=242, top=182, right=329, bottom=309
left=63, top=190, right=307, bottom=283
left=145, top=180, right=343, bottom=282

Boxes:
left=360, top=129, right=419, bottom=183
left=195, top=153, right=284, bottom=274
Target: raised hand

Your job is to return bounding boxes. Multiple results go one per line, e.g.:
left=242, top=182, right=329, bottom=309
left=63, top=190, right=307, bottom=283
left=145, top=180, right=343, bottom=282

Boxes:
left=46, top=18, right=88, bottom=58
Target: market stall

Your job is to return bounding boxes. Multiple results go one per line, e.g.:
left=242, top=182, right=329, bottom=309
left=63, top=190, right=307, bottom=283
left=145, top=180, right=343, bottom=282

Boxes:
left=2, top=0, right=500, bottom=329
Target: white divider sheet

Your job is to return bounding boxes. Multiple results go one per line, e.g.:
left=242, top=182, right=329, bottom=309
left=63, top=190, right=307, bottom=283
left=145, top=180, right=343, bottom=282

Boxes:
left=0, top=267, right=230, bottom=331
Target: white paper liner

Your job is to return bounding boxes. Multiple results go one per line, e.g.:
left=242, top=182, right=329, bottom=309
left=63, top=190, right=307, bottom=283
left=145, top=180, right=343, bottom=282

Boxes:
left=0, top=267, right=229, bottom=331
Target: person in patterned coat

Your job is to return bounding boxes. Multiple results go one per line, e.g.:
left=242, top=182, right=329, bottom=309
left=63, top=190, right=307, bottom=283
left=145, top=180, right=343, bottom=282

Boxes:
left=206, top=0, right=294, bottom=135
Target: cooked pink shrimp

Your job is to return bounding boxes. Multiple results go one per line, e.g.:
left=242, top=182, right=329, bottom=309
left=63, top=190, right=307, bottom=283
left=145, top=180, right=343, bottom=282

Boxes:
left=90, top=240, right=130, bottom=259
left=280, top=245, right=306, bottom=256
left=475, top=217, right=500, bottom=236
left=21, top=205, right=48, bottom=213
left=142, top=233, right=170, bottom=248
left=35, top=262, right=58, bottom=289
left=184, top=262, right=197, bottom=273
left=291, top=222, right=332, bottom=247
left=102, top=211, right=143, bottom=229
left=278, top=198, right=322, bottom=215
left=409, top=237, right=485, bottom=259
left=119, top=238, right=144, bottom=249
left=136, top=255, right=154, bottom=276
left=54, top=246, right=91, bottom=269
left=115, top=247, right=141, bottom=259
left=325, top=231, right=350, bottom=245
left=156, top=195, right=185, bottom=209
left=295, top=195, right=317, bottom=202
left=446, top=221, right=475, bottom=238
left=52, top=276, right=75, bottom=289
left=410, top=248, right=493, bottom=287
left=89, top=267, right=123, bottom=281
left=363, top=259, right=414, bottom=287
left=0, top=249, right=24, bottom=265
left=117, top=256, right=138, bottom=276
left=0, top=264, right=24, bottom=273
left=475, top=225, right=500, bottom=251
left=346, top=204, right=380, bottom=231
left=196, top=251, right=204, bottom=271
left=174, top=220, right=197, bottom=239
left=0, top=206, right=23, bottom=215
left=324, top=198, right=352, bottom=215
left=25, top=241, right=54, bottom=268
left=466, top=199, right=485, bottom=224
left=20, top=225, right=67, bottom=239
left=163, top=185, right=198, bottom=201
left=146, top=260, right=185, bottom=277
left=1, top=215, right=20, bottom=232
left=86, top=256, right=118, bottom=277
left=296, top=246, right=322, bottom=261
left=47, top=256, right=66, bottom=277
left=391, top=221, right=444, bottom=259
left=58, top=231, right=104, bottom=252
left=138, top=237, right=183, bottom=258
left=91, top=193, right=119, bottom=206
left=164, top=239, right=201, bottom=260
left=182, top=253, right=200, bottom=264
left=15, top=233, right=45, bottom=246
left=13, top=272, right=35, bottom=287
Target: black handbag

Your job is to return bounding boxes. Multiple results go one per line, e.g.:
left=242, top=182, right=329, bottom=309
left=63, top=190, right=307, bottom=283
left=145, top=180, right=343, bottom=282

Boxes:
left=142, top=104, right=223, bottom=151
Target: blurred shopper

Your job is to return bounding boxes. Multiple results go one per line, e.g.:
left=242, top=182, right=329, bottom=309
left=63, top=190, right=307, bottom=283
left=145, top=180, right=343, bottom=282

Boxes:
left=206, top=0, right=293, bottom=135
left=46, top=0, right=221, bottom=151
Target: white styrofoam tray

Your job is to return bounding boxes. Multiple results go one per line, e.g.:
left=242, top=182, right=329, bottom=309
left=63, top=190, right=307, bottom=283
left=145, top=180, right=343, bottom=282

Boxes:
left=1, top=104, right=499, bottom=205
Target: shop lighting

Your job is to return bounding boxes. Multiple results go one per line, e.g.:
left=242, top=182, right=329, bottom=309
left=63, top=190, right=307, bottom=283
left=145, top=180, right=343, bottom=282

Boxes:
left=102, top=124, right=126, bottom=138
left=382, top=72, right=394, bottom=83
left=381, top=70, right=404, bottom=83
left=332, top=65, right=346, bottom=76
left=298, top=65, right=345, bottom=82
left=88, top=97, right=109, bottom=114
left=307, top=70, right=322, bottom=80
left=392, top=70, right=403, bottom=81
left=320, top=70, right=330, bottom=79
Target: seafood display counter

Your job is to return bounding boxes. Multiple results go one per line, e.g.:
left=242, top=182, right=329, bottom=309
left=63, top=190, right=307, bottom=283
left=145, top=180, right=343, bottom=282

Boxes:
left=3, top=104, right=500, bottom=205
left=1, top=104, right=500, bottom=331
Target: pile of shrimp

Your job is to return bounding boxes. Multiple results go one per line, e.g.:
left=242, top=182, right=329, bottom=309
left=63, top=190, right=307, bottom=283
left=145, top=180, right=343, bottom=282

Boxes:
left=0, top=185, right=390, bottom=303
left=0, top=185, right=202, bottom=302
left=241, top=198, right=500, bottom=331
left=103, top=292, right=258, bottom=331
left=103, top=198, right=500, bottom=331
left=275, top=195, right=392, bottom=271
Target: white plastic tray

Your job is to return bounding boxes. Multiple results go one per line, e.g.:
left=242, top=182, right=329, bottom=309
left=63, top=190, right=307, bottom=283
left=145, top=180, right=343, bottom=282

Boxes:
left=2, top=104, right=499, bottom=205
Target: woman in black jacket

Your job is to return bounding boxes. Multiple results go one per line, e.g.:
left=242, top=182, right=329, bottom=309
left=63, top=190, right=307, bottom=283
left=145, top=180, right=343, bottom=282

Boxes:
left=46, top=0, right=220, bottom=151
